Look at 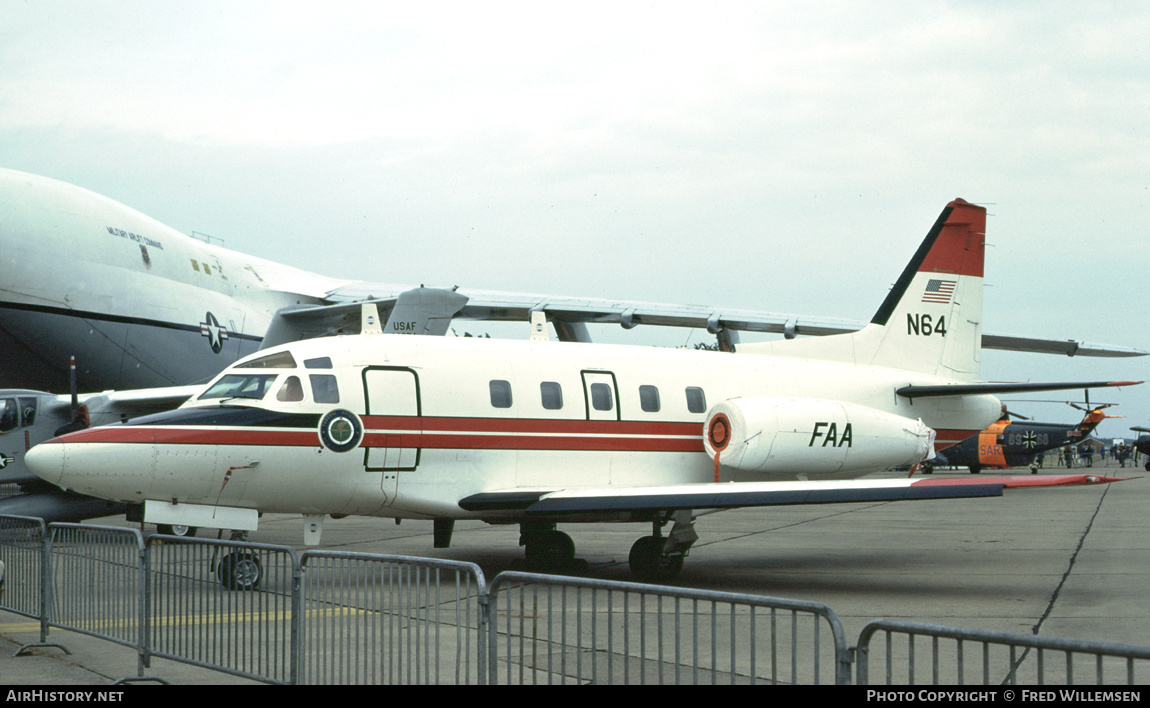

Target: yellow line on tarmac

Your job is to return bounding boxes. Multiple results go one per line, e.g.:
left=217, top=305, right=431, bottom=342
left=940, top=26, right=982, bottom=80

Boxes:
left=0, top=620, right=41, bottom=633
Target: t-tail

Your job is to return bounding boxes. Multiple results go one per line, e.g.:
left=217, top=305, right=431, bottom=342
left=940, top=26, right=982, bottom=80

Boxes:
left=858, top=198, right=986, bottom=379
left=740, top=198, right=987, bottom=380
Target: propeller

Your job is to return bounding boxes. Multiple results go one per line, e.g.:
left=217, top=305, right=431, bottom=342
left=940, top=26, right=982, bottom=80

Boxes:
left=52, top=356, right=89, bottom=436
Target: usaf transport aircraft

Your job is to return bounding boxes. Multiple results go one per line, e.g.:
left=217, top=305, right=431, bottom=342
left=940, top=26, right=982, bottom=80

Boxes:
left=25, top=199, right=1134, bottom=582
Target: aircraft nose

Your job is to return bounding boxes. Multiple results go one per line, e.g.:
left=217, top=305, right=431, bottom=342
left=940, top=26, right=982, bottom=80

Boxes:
left=25, top=443, right=64, bottom=485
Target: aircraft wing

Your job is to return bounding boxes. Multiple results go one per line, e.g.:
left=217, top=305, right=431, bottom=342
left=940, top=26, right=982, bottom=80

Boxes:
left=318, top=283, right=1147, bottom=357
left=81, top=386, right=201, bottom=418
left=458, top=474, right=1121, bottom=516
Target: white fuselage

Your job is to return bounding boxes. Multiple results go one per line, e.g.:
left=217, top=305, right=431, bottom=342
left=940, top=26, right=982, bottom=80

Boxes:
left=29, top=333, right=1002, bottom=523
left=0, top=168, right=349, bottom=391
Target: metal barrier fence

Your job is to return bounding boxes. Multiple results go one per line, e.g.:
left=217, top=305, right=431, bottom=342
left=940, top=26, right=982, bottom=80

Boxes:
left=5, top=516, right=1150, bottom=685
left=0, top=515, right=45, bottom=627
left=145, top=536, right=300, bottom=684
left=856, top=619, right=1150, bottom=685
left=486, top=571, right=851, bottom=685
left=296, top=551, right=486, bottom=684
left=45, top=523, right=150, bottom=681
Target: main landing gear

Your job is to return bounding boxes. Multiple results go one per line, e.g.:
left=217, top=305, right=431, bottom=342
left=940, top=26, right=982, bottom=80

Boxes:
left=519, top=511, right=698, bottom=582
left=520, top=525, right=583, bottom=574
left=629, top=511, right=697, bottom=582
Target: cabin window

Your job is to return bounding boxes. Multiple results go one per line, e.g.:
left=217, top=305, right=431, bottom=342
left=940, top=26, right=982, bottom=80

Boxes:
left=310, top=374, right=340, bottom=403
left=304, top=357, right=333, bottom=369
left=540, top=382, right=563, bottom=410
left=590, top=383, right=614, bottom=412
left=276, top=376, right=305, bottom=402
left=685, top=386, right=706, bottom=414
left=639, top=385, right=661, bottom=413
left=198, top=373, right=278, bottom=401
left=236, top=351, right=297, bottom=369
left=490, top=380, right=513, bottom=409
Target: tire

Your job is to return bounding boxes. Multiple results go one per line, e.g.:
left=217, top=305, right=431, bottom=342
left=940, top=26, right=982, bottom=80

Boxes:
left=628, top=536, right=684, bottom=583
left=218, top=552, right=262, bottom=591
left=157, top=524, right=197, bottom=537
left=524, top=530, right=575, bottom=572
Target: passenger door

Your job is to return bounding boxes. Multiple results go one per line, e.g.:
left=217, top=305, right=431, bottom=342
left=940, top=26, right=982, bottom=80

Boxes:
left=362, top=367, right=421, bottom=505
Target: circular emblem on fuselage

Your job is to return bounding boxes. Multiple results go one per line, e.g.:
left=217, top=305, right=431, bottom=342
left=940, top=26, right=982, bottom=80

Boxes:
left=199, top=311, right=230, bottom=354
left=319, top=409, right=363, bottom=453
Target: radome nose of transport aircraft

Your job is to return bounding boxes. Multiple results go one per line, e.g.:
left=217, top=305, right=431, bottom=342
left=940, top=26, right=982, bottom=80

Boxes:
left=24, top=443, right=64, bottom=486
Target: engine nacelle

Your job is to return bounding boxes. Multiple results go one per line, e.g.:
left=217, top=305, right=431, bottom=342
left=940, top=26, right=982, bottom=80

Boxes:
left=703, top=397, right=936, bottom=476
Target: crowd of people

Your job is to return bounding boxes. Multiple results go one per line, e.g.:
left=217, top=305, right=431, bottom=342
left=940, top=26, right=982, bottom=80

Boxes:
left=1032, top=443, right=1141, bottom=469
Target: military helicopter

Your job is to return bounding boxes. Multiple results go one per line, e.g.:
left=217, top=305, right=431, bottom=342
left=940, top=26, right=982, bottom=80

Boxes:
left=924, top=399, right=1119, bottom=474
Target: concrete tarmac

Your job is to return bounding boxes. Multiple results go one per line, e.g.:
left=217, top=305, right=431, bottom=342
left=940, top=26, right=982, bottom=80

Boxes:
left=2, top=460, right=1146, bottom=685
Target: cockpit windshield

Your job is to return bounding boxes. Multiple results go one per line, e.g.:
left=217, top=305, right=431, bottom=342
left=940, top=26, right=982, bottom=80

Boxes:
left=198, top=373, right=279, bottom=401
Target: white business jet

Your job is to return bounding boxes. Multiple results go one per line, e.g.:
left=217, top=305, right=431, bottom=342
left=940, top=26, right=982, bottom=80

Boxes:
left=26, top=199, right=1134, bottom=581
left=2, top=168, right=1143, bottom=524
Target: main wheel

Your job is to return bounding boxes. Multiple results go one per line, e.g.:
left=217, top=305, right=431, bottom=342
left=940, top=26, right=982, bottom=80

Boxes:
left=628, top=536, right=684, bottom=583
left=524, top=530, right=575, bottom=572
left=218, top=552, right=262, bottom=591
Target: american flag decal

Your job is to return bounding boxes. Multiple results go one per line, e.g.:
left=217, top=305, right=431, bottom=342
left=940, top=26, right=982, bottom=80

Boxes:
left=922, top=279, right=956, bottom=304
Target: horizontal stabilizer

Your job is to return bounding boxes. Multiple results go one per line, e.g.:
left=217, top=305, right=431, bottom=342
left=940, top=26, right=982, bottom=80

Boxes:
left=897, top=380, right=1142, bottom=399
left=458, top=474, right=1121, bottom=516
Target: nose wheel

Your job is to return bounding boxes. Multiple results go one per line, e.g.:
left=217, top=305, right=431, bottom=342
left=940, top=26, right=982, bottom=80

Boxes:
left=217, top=551, right=262, bottom=591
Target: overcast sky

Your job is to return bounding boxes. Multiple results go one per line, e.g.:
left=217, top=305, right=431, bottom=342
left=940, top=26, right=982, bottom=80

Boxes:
left=2, top=1, right=1147, bottom=439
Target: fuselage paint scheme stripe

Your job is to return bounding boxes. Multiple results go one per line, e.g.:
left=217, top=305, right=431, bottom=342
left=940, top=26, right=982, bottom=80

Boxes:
left=50, top=417, right=978, bottom=454
left=52, top=425, right=703, bottom=453
left=0, top=300, right=264, bottom=342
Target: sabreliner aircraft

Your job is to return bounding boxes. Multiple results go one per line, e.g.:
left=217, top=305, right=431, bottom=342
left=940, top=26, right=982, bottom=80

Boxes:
left=1, top=169, right=1144, bottom=522
left=26, top=199, right=1135, bottom=581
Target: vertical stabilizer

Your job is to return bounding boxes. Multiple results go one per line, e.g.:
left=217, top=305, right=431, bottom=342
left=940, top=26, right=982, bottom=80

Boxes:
left=860, top=198, right=986, bottom=378
left=738, top=199, right=987, bottom=380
